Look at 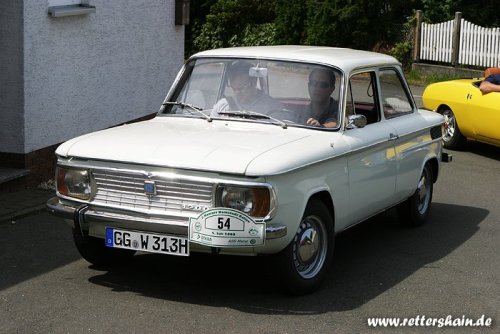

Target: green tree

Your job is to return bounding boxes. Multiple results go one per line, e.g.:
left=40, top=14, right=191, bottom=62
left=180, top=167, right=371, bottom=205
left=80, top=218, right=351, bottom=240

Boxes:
left=274, top=0, right=307, bottom=44
left=421, top=0, right=499, bottom=26
left=192, top=0, right=277, bottom=54
left=190, top=0, right=500, bottom=56
left=302, top=0, right=419, bottom=50
left=185, top=0, right=217, bottom=57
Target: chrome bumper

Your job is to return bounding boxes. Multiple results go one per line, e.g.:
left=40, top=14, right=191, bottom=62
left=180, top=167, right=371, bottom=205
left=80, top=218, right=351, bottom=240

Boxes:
left=46, top=197, right=287, bottom=239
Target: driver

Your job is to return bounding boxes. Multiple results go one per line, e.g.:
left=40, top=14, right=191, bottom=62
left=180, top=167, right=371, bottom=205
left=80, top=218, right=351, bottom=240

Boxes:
left=211, top=60, right=283, bottom=117
left=479, top=71, right=500, bottom=94
left=305, top=67, right=339, bottom=128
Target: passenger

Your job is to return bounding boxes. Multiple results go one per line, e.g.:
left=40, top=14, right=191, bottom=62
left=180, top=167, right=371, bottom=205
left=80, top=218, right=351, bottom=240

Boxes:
left=479, top=72, right=500, bottom=94
left=306, top=67, right=339, bottom=128
left=211, top=60, right=283, bottom=116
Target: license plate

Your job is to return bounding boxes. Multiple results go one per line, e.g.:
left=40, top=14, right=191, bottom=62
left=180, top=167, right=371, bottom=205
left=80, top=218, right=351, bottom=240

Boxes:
left=105, top=227, right=189, bottom=256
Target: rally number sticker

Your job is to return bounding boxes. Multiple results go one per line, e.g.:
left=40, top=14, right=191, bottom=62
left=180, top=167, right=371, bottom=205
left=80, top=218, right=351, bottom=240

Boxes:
left=189, top=208, right=265, bottom=247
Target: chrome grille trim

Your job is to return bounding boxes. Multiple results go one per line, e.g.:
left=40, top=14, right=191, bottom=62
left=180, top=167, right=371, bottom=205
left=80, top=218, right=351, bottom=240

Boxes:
left=91, top=169, right=214, bottom=215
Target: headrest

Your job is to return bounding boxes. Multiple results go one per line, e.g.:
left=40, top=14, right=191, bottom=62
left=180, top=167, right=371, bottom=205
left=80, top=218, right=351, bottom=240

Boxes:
left=484, top=67, right=500, bottom=78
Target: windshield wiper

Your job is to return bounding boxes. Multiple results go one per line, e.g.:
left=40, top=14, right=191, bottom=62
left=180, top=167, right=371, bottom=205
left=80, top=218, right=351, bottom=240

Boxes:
left=162, top=101, right=212, bottom=122
left=218, top=110, right=288, bottom=129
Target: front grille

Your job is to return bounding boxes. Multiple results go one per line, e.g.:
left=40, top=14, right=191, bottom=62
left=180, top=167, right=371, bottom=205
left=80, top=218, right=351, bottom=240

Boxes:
left=91, top=170, right=214, bottom=215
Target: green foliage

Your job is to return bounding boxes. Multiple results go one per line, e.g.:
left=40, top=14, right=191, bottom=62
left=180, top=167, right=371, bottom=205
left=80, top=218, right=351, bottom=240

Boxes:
left=405, top=69, right=465, bottom=86
left=192, top=0, right=277, bottom=54
left=236, top=23, right=277, bottom=46
left=390, top=41, right=413, bottom=70
left=186, top=0, right=499, bottom=59
left=274, top=0, right=306, bottom=45
left=420, top=0, right=455, bottom=22
left=389, top=13, right=417, bottom=70
left=421, top=0, right=500, bottom=27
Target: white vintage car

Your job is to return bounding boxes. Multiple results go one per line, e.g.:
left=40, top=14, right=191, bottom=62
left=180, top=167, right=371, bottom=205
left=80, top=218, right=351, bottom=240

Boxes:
left=47, top=46, right=449, bottom=295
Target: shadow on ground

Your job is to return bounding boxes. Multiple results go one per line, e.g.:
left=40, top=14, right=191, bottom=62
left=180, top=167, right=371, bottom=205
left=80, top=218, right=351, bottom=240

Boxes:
left=0, top=213, right=80, bottom=290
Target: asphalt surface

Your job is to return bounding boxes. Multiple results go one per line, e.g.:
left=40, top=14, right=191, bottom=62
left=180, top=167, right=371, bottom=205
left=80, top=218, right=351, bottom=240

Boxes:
left=1, top=140, right=499, bottom=333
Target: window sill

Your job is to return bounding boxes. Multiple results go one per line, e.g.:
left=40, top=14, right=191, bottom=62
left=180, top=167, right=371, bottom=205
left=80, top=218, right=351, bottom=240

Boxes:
left=48, top=4, right=96, bottom=18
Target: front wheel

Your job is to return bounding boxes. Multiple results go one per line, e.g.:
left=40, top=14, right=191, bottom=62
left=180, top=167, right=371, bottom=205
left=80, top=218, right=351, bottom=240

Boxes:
left=397, top=164, right=434, bottom=227
left=276, top=199, right=334, bottom=295
left=440, top=107, right=466, bottom=149
left=73, top=228, right=135, bottom=267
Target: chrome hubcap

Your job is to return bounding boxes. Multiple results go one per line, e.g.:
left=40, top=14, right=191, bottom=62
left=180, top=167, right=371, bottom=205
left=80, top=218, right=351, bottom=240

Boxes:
left=416, top=170, right=431, bottom=214
left=298, top=227, right=319, bottom=264
left=292, top=216, right=327, bottom=279
left=442, top=110, right=455, bottom=142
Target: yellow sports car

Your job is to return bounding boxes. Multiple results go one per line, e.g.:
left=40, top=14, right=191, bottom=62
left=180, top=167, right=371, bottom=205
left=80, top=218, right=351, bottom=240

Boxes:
left=422, top=68, right=500, bottom=149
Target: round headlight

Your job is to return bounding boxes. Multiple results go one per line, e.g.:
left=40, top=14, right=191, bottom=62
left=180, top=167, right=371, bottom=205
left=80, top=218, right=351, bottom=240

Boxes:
left=216, top=186, right=271, bottom=218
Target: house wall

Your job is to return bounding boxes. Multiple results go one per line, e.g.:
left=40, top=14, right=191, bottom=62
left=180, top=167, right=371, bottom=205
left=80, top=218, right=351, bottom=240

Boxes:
left=0, top=1, right=25, bottom=154
left=1, top=0, right=184, bottom=155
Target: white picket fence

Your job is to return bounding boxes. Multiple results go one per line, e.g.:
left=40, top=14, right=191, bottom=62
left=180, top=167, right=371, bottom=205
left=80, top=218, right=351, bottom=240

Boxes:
left=417, top=12, right=500, bottom=68
left=459, top=21, right=500, bottom=67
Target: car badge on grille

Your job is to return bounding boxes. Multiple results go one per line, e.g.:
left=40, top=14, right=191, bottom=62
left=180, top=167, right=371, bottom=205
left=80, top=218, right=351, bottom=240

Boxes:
left=143, top=180, right=157, bottom=197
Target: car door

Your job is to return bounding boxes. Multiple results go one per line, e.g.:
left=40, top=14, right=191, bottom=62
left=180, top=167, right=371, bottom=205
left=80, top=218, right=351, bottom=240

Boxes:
left=378, top=67, right=434, bottom=200
left=342, top=70, right=397, bottom=225
left=469, top=90, right=500, bottom=144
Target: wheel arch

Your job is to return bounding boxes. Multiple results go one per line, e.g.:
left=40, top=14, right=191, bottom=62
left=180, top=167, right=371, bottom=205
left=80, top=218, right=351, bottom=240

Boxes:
left=436, top=104, right=451, bottom=113
left=436, top=104, right=465, bottom=126
left=307, top=190, right=335, bottom=228
left=425, top=156, right=439, bottom=183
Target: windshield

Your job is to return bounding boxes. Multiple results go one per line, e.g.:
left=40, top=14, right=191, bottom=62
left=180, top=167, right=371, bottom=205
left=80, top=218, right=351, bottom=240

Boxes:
left=160, top=58, right=342, bottom=130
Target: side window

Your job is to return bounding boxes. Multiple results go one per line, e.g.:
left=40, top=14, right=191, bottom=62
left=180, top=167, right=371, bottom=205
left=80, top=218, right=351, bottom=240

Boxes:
left=379, top=68, right=413, bottom=119
left=347, top=72, right=380, bottom=124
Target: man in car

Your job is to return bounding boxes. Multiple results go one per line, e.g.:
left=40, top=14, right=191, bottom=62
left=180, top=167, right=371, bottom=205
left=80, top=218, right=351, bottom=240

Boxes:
left=305, top=67, right=339, bottom=128
left=211, top=60, right=283, bottom=116
left=479, top=72, right=500, bottom=93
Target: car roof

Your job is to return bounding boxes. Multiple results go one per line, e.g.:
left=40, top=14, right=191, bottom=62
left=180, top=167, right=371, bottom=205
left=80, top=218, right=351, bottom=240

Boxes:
left=192, top=45, right=400, bottom=73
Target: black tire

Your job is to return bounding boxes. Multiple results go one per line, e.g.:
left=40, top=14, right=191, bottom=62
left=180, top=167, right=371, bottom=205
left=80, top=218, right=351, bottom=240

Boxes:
left=397, top=164, right=433, bottom=227
left=276, top=199, right=334, bottom=295
left=72, top=228, right=135, bottom=266
left=440, top=107, right=467, bottom=150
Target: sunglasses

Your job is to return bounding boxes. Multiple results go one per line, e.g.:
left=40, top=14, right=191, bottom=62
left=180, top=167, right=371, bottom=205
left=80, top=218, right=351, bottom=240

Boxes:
left=308, top=80, right=332, bottom=89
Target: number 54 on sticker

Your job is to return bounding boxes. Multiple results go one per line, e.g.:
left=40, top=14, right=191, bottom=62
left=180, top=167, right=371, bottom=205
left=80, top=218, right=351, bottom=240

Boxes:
left=206, top=216, right=244, bottom=231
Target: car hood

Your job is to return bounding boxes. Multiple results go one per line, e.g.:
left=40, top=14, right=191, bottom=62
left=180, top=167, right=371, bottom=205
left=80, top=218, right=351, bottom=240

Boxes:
left=56, top=117, right=340, bottom=176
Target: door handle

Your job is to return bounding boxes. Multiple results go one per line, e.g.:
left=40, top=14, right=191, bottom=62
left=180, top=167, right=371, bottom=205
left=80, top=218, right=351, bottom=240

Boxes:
left=389, top=133, right=399, bottom=141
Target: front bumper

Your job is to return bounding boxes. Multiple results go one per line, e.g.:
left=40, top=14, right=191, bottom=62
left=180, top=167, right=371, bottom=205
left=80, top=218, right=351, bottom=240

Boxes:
left=46, top=197, right=287, bottom=240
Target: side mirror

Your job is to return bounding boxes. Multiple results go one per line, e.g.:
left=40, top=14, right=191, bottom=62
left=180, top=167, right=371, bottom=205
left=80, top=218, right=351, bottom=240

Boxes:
left=347, top=114, right=367, bottom=129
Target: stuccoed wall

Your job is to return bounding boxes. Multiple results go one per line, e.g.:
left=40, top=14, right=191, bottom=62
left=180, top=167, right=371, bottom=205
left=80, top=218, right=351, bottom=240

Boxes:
left=0, top=1, right=24, bottom=154
left=1, top=0, right=184, bottom=154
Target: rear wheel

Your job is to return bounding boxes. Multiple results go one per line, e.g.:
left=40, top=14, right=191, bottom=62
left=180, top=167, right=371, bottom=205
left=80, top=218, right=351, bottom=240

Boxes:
left=398, top=164, right=433, bottom=227
left=277, top=199, right=334, bottom=295
left=440, top=107, right=466, bottom=149
left=73, top=228, right=135, bottom=266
